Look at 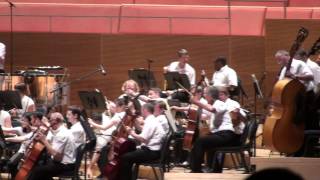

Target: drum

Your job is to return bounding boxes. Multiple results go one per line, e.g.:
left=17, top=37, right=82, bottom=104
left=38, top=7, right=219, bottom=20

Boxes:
left=27, top=74, right=63, bottom=105
left=0, top=74, right=24, bottom=91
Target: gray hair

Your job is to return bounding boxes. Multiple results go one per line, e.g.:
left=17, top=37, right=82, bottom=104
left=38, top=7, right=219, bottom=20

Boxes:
left=275, top=50, right=290, bottom=58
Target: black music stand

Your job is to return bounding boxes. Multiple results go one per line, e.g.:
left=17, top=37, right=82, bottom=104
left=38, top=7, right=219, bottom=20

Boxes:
left=78, top=91, right=105, bottom=180
left=128, top=68, right=156, bottom=93
left=78, top=91, right=106, bottom=113
left=164, top=72, right=190, bottom=90
left=0, top=90, right=22, bottom=111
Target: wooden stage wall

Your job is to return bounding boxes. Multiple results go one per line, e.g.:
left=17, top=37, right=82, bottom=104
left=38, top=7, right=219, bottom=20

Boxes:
left=0, top=19, right=319, bottom=110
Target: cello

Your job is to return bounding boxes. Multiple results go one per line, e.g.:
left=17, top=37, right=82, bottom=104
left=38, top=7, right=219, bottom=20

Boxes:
left=263, top=27, right=309, bottom=154
left=103, top=107, right=137, bottom=180
left=15, top=124, right=49, bottom=180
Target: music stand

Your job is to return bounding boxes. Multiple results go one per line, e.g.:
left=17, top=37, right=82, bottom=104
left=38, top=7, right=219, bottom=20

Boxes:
left=78, top=91, right=106, bottom=180
left=164, top=72, right=191, bottom=90
left=78, top=91, right=106, bottom=113
left=0, top=90, right=22, bottom=111
left=128, top=68, right=156, bottom=92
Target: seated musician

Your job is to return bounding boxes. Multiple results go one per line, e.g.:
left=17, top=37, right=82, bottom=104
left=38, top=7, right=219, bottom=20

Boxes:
left=5, top=112, right=43, bottom=178
left=66, top=106, right=86, bottom=148
left=189, top=86, right=239, bottom=173
left=119, top=103, right=166, bottom=180
left=28, top=112, right=76, bottom=180
left=154, top=100, right=170, bottom=134
left=10, top=83, right=36, bottom=117
left=0, top=103, right=12, bottom=129
left=87, top=98, right=127, bottom=178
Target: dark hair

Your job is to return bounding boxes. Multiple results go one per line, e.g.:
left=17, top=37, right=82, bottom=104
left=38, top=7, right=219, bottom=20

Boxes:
left=142, top=103, right=154, bottom=114
left=215, top=56, right=227, bottom=66
left=294, top=49, right=308, bottom=60
left=31, top=111, right=43, bottom=120
left=67, top=105, right=82, bottom=119
left=177, top=49, right=188, bottom=57
left=115, top=98, right=126, bottom=107
left=91, top=112, right=102, bottom=123
left=14, top=83, right=27, bottom=94
left=22, top=112, right=32, bottom=123
left=246, top=168, right=303, bottom=180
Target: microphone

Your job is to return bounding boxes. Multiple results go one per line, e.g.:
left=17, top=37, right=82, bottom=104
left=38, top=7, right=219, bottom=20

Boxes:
left=147, top=58, right=154, bottom=63
left=251, top=74, right=264, bottom=99
left=5, top=0, right=15, bottom=7
left=99, top=64, right=106, bottom=75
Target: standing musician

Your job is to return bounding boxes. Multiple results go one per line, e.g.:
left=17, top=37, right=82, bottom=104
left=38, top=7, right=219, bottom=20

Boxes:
left=119, top=103, right=166, bottom=180
left=189, top=86, right=239, bottom=173
left=10, top=83, right=36, bottom=117
left=275, top=50, right=315, bottom=127
left=66, top=106, right=86, bottom=148
left=87, top=98, right=127, bottom=178
left=164, top=49, right=196, bottom=86
left=212, top=56, right=238, bottom=99
left=28, top=112, right=76, bottom=180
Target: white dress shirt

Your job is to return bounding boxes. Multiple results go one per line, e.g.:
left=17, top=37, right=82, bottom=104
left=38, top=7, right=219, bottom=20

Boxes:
left=212, top=65, right=238, bottom=87
left=224, top=98, right=245, bottom=135
left=306, top=58, right=320, bottom=92
left=70, top=121, right=86, bottom=148
left=0, top=110, right=10, bottom=127
left=47, top=125, right=76, bottom=164
left=140, top=114, right=166, bottom=151
left=17, top=95, right=35, bottom=116
left=167, top=61, right=196, bottom=85
left=210, top=100, right=234, bottom=133
left=156, top=114, right=170, bottom=134
left=279, top=59, right=314, bottom=91
left=0, top=42, right=5, bottom=70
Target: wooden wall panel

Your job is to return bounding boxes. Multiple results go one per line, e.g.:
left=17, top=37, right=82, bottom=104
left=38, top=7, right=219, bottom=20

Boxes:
left=0, top=33, right=265, bottom=111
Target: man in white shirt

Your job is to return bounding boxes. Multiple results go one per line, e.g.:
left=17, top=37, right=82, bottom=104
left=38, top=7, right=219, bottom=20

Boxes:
left=119, top=103, right=165, bottom=180
left=28, top=112, right=76, bottom=180
left=212, top=56, right=238, bottom=99
left=11, top=83, right=36, bottom=117
left=0, top=42, right=5, bottom=73
left=66, top=106, right=86, bottom=148
left=189, top=86, right=238, bottom=173
left=165, top=49, right=196, bottom=85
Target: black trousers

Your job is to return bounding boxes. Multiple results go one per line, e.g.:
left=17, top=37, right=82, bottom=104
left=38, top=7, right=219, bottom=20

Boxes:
left=119, top=146, right=160, bottom=180
left=8, top=152, right=24, bottom=179
left=190, top=130, right=238, bottom=172
left=27, top=160, right=75, bottom=180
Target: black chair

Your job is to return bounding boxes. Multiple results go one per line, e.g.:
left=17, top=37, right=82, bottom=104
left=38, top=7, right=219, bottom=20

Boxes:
left=132, top=132, right=173, bottom=180
left=57, top=144, right=86, bottom=180
left=210, top=119, right=258, bottom=173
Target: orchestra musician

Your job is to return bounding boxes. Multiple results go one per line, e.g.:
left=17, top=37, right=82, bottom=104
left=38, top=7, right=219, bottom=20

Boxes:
left=87, top=98, right=127, bottom=178
left=119, top=103, right=166, bottom=180
left=0, top=42, right=5, bottom=73
left=66, top=106, right=86, bottom=148
left=5, top=112, right=44, bottom=179
left=153, top=100, right=170, bottom=134
left=189, top=86, right=239, bottom=173
left=212, top=56, right=239, bottom=99
left=28, top=112, right=76, bottom=180
left=0, top=103, right=12, bottom=128
left=10, top=83, right=36, bottom=117
left=164, top=49, right=196, bottom=86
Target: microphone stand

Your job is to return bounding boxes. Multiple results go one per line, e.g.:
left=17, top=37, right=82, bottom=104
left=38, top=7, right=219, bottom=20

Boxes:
left=252, top=76, right=263, bottom=157
left=5, top=0, right=15, bottom=86
left=50, top=66, right=104, bottom=94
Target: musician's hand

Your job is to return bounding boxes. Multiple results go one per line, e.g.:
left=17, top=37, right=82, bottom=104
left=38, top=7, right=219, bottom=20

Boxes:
left=189, top=95, right=196, bottom=103
left=285, top=71, right=296, bottom=79
left=9, top=108, right=17, bottom=116
left=88, top=118, right=94, bottom=125
left=125, top=126, right=132, bottom=134
left=36, top=132, right=47, bottom=143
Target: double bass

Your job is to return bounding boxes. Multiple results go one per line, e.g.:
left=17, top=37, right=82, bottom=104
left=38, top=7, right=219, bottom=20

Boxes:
left=15, top=124, right=49, bottom=180
left=263, top=27, right=309, bottom=154
left=103, top=108, right=137, bottom=180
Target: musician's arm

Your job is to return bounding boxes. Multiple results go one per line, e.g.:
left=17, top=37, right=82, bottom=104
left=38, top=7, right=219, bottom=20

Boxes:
left=39, top=133, right=63, bottom=162
left=126, top=127, right=147, bottom=144
left=3, top=116, right=12, bottom=128
left=88, top=118, right=117, bottom=130
left=295, top=74, right=313, bottom=81
left=191, top=98, right=216, bottom=113
left=5, top=135, right=28, bottom=143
